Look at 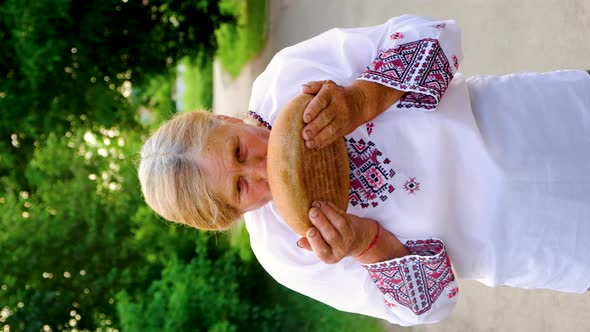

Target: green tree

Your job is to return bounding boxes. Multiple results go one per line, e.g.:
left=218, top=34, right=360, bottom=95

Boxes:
left=0, top=125, right=205, bottom=330
left=0, top=0, right=234, bottom=189
left=116, top=236, right=285, bottom=332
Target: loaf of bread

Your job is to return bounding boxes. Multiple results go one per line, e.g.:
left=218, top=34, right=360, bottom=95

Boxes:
left=267, top=94, right=350, bottom=236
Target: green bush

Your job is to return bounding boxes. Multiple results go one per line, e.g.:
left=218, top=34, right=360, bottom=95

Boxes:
left=216, top=0, right=267, bottom=77
left=116, top=234, right=288, bottom=332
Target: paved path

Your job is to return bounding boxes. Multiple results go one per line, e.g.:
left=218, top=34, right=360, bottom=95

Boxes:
left=214, top=1, right=590, bottom=331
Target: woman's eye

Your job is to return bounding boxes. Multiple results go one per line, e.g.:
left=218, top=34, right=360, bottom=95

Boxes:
left=237, top=179, right=242, bottom=194
left=235, top=144, right=241, bottom=162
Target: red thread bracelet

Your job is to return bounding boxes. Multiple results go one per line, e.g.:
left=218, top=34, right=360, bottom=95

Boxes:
left=355, top=221, right=380, bottom=258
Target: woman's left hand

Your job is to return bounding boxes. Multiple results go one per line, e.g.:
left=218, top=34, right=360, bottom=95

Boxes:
left=296, top=201, right=377, bottom=264
left=300, top=80, right=367, bottom=149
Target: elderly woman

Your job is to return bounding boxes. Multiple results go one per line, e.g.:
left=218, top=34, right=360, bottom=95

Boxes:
left=138, top=15, right=590, bottom=326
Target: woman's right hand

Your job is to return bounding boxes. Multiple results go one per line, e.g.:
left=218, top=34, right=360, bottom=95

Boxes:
left=296, top=201, right=409, bottom=264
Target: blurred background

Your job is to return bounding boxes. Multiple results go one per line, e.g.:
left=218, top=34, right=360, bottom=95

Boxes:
left=1, top=0, right=589, bottom=331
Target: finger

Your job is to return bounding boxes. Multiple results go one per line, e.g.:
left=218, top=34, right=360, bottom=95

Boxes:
left=306, top=227, right=334, bottom=262
left=300, top=80, right=325, bottom=95
left=296, top=237, right=312, bottom=251
left=302, top=106, right=336, bottom=143
left=302, top=81, right=334, bottom=124
left=324, top=201, right=347, bottom=215
left=319, top=201, right=351, bottom=240
left=322, top=201, right=348, bottom=225
left=309, top=206, right=342, bottom=245
left=307, top=119, right=340, bottom=148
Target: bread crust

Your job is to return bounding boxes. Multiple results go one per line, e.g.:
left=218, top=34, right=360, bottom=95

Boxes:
left=267, top=94, right=350, bottom=236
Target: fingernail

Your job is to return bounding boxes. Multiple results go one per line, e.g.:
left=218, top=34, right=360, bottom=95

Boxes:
left=296, top=240, right=303, bottom=248
left=310, top=208, right=319, bottom=218
left=305, top=114, right=311, bottom=122
left=301, top=83, right=311, bottom=89
left=312, top=201, right=321, bottom=208
left=306, top=140, right=315, bottom=149
left=308, top=228, right=317, bottom=238
left=304, top=129, right=311, bottom=139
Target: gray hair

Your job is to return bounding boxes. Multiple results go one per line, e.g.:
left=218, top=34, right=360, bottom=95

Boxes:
left=138, top=111, right=241, bottom=230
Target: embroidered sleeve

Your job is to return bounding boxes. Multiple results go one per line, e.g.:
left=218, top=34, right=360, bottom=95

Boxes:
left=363, top=238, right=459, bottom=321
left=359, top=19, right=463, bottom=111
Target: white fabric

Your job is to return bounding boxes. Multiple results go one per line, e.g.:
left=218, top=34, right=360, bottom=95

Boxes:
left=245, top=15, right=590, bottom=326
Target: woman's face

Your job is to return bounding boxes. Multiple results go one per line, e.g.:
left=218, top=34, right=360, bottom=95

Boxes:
left=199, top=116, right=272, bottom=214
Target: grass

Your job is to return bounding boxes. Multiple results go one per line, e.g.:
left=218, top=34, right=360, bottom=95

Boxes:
left=179, top=56, right=213, bottom=111
left=228, top=220, right=254, bottom=262
left=180, top=0, right=267, bottom=111
left=216, top=0, right=267, bottom=77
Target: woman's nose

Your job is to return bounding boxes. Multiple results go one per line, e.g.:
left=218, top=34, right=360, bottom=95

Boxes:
left=245, top=157, right=267, bottom=182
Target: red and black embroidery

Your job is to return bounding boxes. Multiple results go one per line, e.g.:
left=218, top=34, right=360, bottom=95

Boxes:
left=364, top=239, right=456, bottom=316
left=247, top=110, right=272, bottom=130
left=448, top=287, right=459, bottom=299
left=360, top=38, right=454, bottom=110
left=346, top=138, right=395, bottom=209
left=365, top=122, right=375, bottom=136
left=452, top=55, right=459, bottom=70
left=389, top=32, right=404, bottom=40
left=403, top=177, right=420, bottom=195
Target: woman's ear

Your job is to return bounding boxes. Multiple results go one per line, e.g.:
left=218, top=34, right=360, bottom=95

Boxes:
left=216, top=114, right=244, bottom=124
